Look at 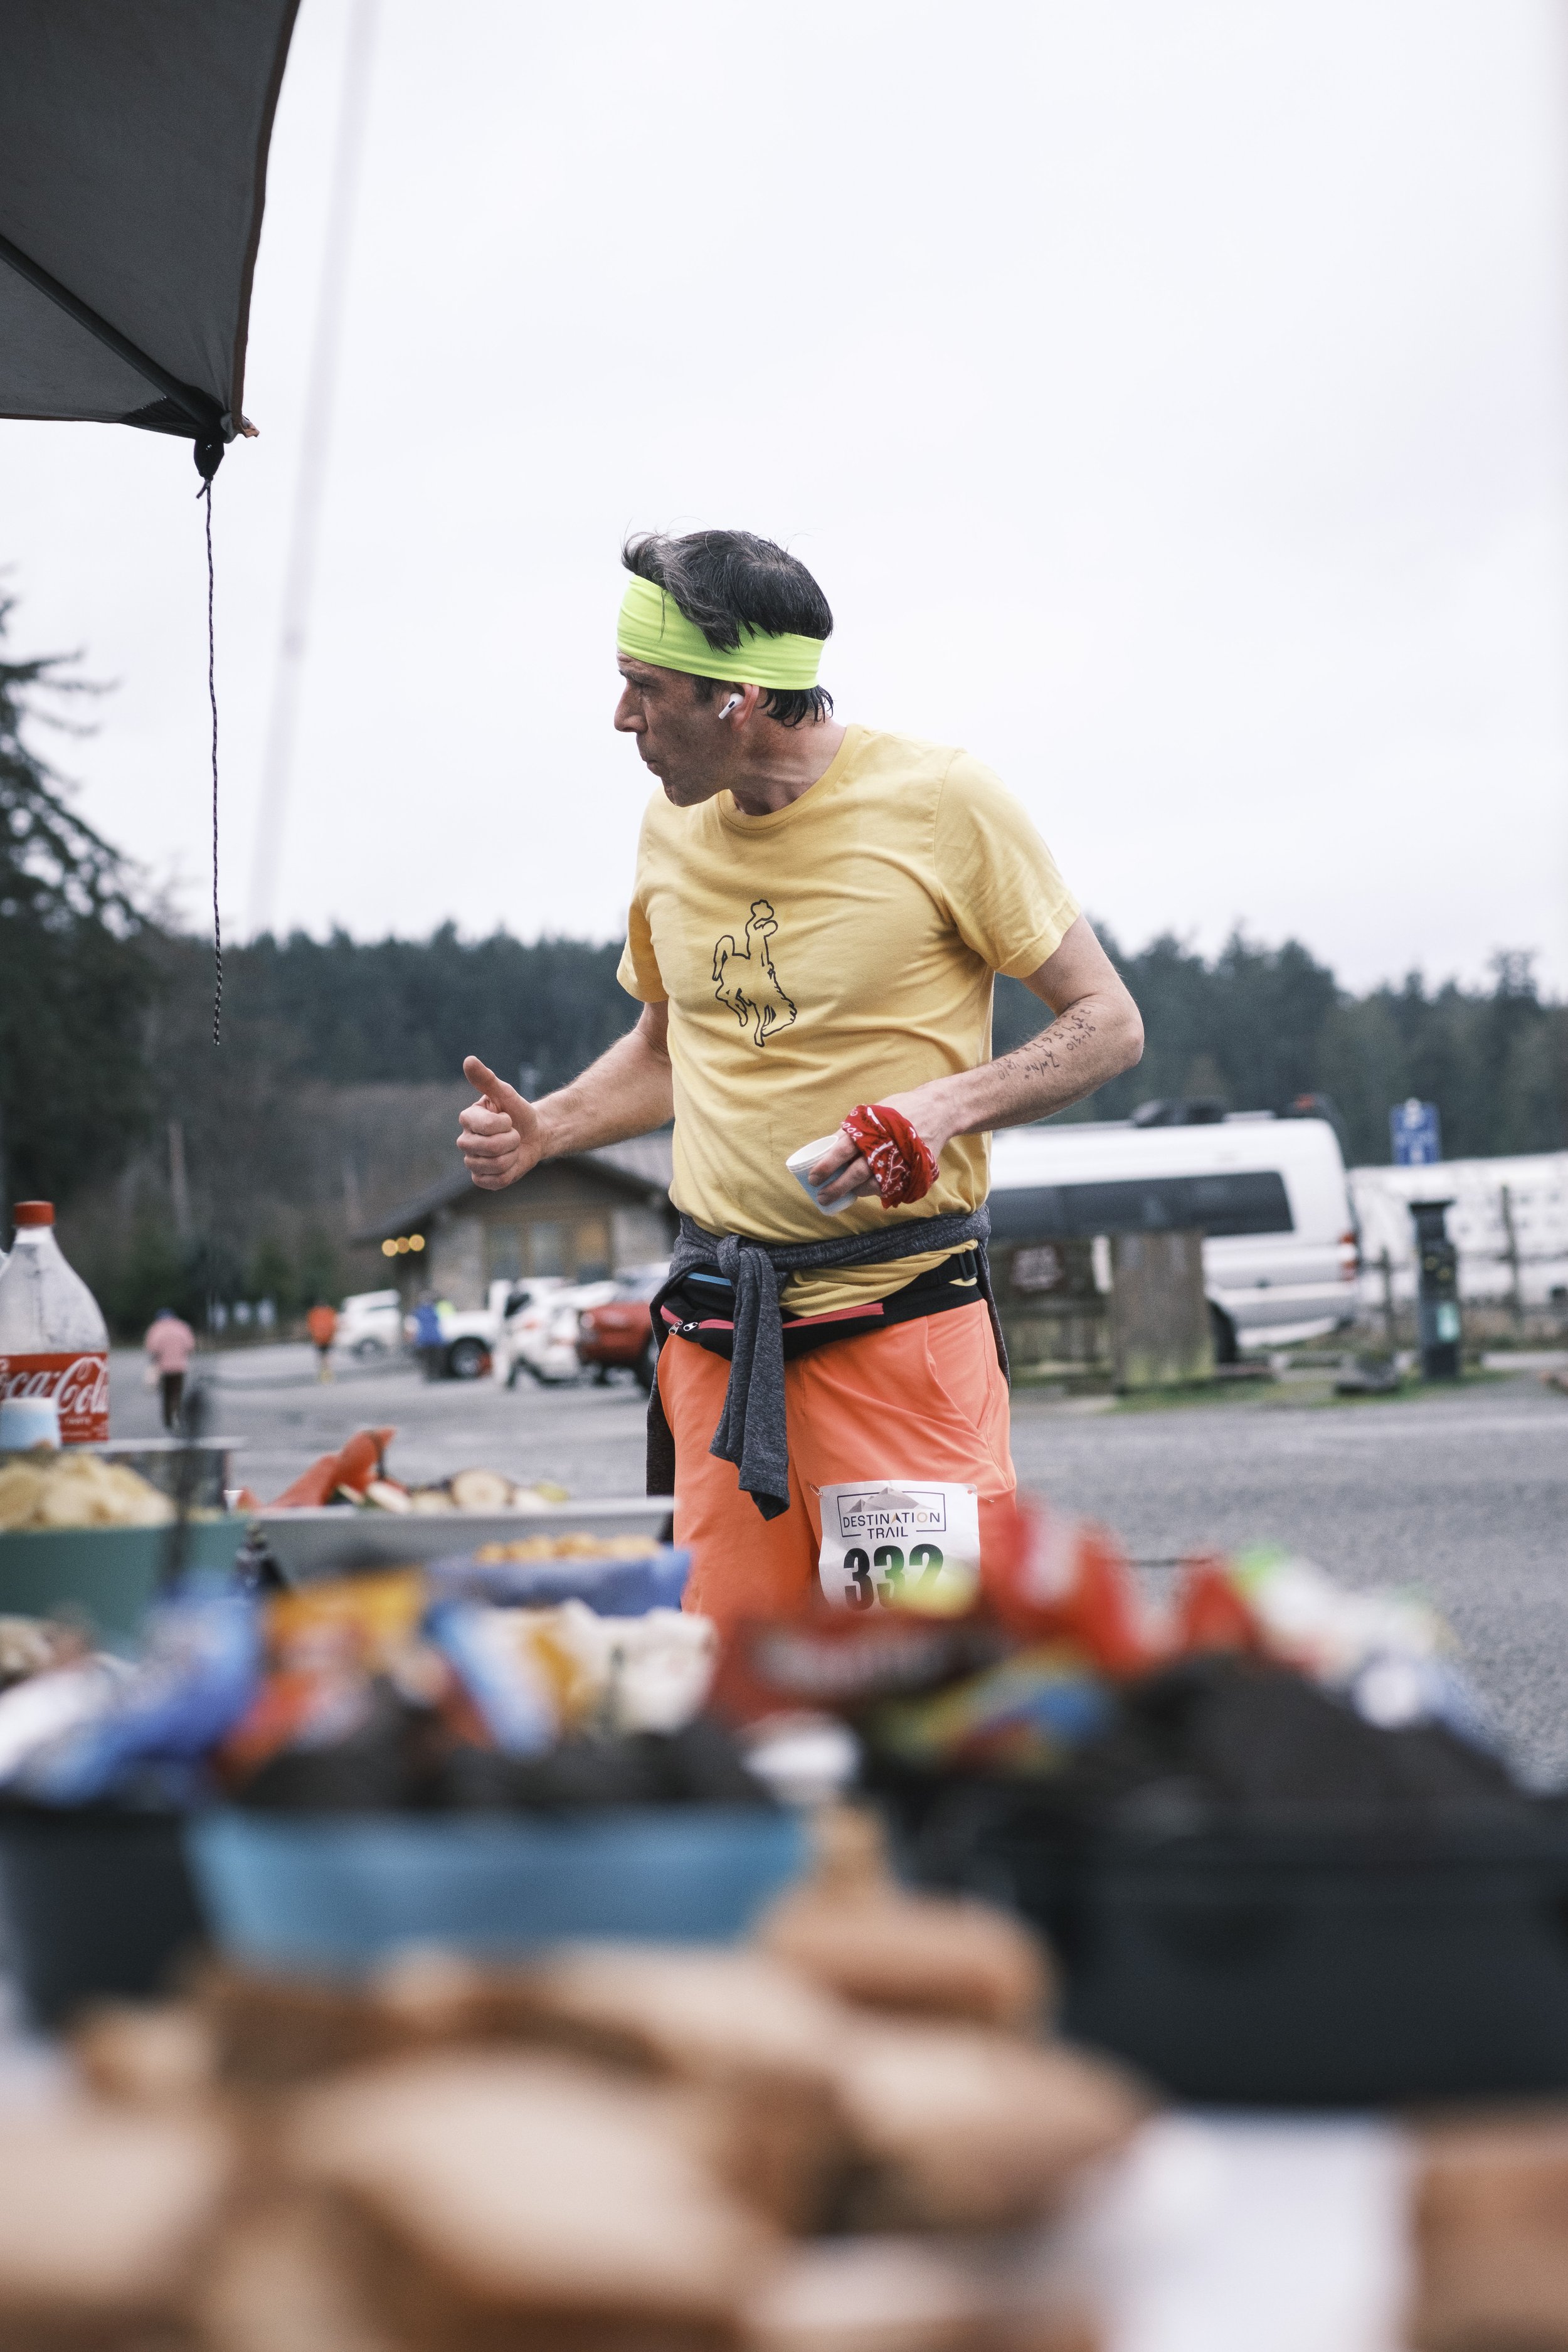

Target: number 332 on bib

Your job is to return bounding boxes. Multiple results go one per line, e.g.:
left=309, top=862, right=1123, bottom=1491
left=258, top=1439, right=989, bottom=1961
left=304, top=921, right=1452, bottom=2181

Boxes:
left=813, top=1481, right=981, bottom=1617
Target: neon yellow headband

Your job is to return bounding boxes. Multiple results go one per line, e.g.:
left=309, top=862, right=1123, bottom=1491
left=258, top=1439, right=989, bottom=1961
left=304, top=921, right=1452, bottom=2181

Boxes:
left=616, top=573, right=824, bottom=689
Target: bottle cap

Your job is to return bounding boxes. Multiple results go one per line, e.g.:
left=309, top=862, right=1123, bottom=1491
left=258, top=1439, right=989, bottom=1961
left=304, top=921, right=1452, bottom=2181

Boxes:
left=11, top=1203, right=54, bottom=1227
left=0, top=1397, right=60, bottom=1451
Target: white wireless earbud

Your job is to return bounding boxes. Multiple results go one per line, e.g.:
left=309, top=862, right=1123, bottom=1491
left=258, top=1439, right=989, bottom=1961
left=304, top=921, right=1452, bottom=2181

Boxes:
left=718, top=694, right=743, bottom=719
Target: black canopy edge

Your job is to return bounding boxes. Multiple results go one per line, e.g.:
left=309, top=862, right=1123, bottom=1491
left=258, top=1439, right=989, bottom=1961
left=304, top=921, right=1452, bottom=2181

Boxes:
left=120, top=397, right=218, bottom=439
left=230, top=0, right=305, bottom=424
left=0, top=226, right=223, bottom=440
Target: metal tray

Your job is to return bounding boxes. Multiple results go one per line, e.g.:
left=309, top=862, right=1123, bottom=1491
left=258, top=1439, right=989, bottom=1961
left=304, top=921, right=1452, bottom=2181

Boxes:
left=250, top=1496, right=675, bottom=1583
left=92, top=1439, right=244, bottom=1510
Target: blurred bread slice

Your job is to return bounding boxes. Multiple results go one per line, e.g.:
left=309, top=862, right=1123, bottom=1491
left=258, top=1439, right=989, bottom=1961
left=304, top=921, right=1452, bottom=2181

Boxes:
left=280, top=2048, right=780, bottom=2351
left=745, top=2237, right=1102, bottom=2352
left=516, top=1942, right=846, bottom=2081
left=199, top=2193, right=395, bottom=2352
left=510, top=1943, right=853, bottom=2227
left=760, top=1885, right=1050, bottom=2033
left=73, top=2000, right=218, bottom=2109
left=1411, top=2107, right=1568, bottom=2349
left=194, top=1963, right=416, bottom=2089
left=756, top=1806, right=1051, bottom=2033
left=0, top=2101, right=233, bottom=2344
left=826, top=2020, right=1145, bottom=2231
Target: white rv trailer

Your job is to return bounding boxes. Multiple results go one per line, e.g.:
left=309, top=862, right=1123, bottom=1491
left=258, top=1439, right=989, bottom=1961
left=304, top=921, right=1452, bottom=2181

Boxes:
left=1349, top=1152, right=1568, bottom=1312
left=987, top=1115, right=1358, bottom=1353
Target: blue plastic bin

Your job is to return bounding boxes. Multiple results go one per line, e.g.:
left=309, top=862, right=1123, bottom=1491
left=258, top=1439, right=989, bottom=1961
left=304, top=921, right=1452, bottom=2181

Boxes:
left=186, top=1806, right=806, bottom=1973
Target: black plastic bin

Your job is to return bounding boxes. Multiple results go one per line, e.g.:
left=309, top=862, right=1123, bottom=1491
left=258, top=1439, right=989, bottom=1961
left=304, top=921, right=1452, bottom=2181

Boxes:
left=891, top=1781, right=1568, bottom=2106
left=0, top=1808, right=207, bottom=2030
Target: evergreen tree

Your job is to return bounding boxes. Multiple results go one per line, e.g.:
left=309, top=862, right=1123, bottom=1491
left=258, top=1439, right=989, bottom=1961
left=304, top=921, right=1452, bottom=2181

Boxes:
left=999, top=929, right=1565, bottom=1160
left=0, top=596, right=157, bottom=1217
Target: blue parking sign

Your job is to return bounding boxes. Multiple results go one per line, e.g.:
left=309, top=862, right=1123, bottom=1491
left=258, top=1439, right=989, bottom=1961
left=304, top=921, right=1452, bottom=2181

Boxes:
left=1390, top=1098, right=1441, bottom=1166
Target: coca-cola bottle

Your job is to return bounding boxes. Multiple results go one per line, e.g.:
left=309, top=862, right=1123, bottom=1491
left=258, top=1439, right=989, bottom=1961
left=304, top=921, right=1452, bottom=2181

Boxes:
left=0, top=1203, right=110, bottom=1443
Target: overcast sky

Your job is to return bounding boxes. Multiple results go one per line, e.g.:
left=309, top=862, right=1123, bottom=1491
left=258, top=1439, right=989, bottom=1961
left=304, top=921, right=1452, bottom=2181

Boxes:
left=3, top=0, right=1564, bottom=992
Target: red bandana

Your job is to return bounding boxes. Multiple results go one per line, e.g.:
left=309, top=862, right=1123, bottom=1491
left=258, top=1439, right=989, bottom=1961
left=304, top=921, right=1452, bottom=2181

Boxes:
left=839, top=1104, right=940, bottom=1208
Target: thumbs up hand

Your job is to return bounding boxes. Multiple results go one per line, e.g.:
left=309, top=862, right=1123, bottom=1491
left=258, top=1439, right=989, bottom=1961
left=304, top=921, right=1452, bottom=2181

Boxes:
left=457, top=1057, right=544, bottom=1190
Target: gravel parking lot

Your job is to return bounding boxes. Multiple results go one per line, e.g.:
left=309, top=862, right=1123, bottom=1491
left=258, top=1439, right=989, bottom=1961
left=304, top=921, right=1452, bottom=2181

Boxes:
left=109, top=1346, right=1568, bottom=1781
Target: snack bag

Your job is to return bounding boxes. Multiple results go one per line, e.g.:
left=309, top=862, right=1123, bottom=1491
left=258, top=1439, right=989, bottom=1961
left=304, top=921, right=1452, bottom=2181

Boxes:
left=606, top=1609, right=718, bottom=1735
left=0, top=1658, right=126, bottom=1785
left=20, top=1596, right=262, bottom=1803
left=870, top=1645, right=1114, bottom=1774
left=711, top=1612, right=1003, bottom=1730
left=220, top=1571, right=430, bottom=1777
left=1168, top=1553, right=1264, bottom=1658
left=425, top=1601, right=559, bottom=1757
left=263, top=1569, right=426, bottom=1673
left=981, top=1495, right=1151, bottom=1675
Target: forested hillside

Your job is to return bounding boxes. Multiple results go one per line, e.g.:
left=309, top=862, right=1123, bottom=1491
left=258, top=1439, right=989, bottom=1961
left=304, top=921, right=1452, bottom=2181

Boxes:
left=34, top=917, right=1555, bottom=1335
left=223, top=916, right=1566, bottom=1163
left=1, top=602, right=1561, bottom=1329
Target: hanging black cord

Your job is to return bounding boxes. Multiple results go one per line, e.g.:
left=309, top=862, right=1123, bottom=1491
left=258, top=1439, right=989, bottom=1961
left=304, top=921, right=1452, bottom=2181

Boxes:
left=198, top=466, right=223, bottom=1044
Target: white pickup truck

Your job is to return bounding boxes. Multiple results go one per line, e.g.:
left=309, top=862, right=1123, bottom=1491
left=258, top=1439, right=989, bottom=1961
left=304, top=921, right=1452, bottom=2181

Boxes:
left=339, top=1282, right=590, bottom=1381
left=395, top=1281, right=563, bottom=1382
left=494, top=1279, right=620, bottom=1386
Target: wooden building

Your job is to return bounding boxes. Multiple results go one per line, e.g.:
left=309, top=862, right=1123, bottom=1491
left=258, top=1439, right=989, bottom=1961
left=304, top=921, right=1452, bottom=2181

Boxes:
left=356, top=1135, right=675, bottom=1308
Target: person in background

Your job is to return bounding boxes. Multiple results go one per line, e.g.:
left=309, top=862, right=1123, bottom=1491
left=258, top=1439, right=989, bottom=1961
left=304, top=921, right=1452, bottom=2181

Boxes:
left=305, top=1300, right=339, bottom=1382
left=411, top=1292, right=447, bottom=1382
left=143, top=1308, right=196, bottom=1432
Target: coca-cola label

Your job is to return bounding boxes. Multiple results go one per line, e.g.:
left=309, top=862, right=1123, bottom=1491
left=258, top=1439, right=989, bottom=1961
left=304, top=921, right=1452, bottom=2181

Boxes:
left=0, top=1353, right=109, bottom=1443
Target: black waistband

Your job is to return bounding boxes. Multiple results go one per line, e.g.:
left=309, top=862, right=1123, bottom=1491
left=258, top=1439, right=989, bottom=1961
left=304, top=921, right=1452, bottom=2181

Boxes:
left=659, top=1246, right=983, bottom=1365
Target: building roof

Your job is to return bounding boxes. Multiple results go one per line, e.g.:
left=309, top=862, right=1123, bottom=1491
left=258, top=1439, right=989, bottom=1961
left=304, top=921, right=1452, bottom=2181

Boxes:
left=590, top=1133, right=677, bottom=1190
left=352, top=1132, right=674, bottom=1246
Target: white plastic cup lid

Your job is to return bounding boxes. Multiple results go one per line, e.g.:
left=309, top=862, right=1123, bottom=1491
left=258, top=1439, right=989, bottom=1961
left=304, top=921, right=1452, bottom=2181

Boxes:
left=0, top=1396, right=62, bottom=1451
left=785, top=1131, right=857, bottom=1216
left=784, top=1131, right=848, bottom=1178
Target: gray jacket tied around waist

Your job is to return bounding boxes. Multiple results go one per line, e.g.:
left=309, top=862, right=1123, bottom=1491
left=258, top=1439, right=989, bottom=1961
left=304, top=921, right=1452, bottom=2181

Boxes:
left=646, top=1206, right=1007, bottom=1521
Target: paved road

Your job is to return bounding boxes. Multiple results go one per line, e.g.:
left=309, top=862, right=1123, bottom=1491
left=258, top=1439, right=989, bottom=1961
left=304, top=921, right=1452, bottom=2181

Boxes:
left=107, top=1346, right=651, bottom=1507
left=109, top=1348, right=1568, bottom=1781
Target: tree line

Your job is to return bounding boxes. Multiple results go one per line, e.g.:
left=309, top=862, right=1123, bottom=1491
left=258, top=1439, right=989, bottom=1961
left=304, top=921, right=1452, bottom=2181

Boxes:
left=165, top=923, right=1568, bottom=1165
left=1, top=601, right=1562, bottom=1329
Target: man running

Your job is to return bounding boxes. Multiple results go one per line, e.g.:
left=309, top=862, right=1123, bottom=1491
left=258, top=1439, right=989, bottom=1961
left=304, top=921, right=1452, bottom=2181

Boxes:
left=459, top=531, right=1143, bottom=1621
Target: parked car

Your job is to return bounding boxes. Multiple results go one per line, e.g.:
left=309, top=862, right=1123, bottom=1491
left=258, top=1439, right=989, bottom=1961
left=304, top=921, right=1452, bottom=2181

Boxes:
left=337, top=1289, right=404, bottom=1360
left=504, top=1279, right=618, bottom=1386
left=575, top=1264, right=670, bottom=1391
left=489, top=1279, right=571, bottom=1387
left=988, top=1108, right=1357, bottom=1357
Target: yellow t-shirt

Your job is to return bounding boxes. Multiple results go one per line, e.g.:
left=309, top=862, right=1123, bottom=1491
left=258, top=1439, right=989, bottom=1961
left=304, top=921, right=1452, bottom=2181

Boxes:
left=616, top=724, right=1079, bottom=1314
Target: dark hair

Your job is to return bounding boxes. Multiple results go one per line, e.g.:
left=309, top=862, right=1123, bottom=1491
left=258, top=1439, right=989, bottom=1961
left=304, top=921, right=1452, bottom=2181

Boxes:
left=622, top=529, right=834, bottom=728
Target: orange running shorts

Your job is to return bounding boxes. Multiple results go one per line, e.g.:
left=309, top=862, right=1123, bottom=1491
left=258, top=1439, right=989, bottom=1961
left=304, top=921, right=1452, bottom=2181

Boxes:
left=657, top=1300, right=1016, bottom=1624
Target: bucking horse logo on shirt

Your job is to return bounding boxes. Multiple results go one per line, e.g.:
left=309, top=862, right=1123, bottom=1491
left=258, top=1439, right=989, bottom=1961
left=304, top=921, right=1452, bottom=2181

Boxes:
left=712, top=899, right=797, bottom=1047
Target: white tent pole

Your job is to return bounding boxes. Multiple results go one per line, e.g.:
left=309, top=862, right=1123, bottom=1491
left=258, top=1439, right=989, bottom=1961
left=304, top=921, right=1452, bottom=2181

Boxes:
left=246, top=0, right=379, bottom=939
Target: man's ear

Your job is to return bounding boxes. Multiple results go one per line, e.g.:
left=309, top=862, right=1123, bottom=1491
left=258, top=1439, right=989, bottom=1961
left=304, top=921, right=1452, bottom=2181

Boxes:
left=728, top=681, right=765, bottom=727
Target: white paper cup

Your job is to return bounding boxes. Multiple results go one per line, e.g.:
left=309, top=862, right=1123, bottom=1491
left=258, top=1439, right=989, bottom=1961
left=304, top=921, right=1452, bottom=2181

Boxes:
left=0, top=1396, right=61, bottom=1451
left=786, top=1131, right=857, bottom=1215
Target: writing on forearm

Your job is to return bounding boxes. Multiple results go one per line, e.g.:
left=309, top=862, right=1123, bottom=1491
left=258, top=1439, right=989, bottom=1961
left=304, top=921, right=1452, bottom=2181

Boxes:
left=815, top=918, right=1143, bottom=1202
left=1010, top=1004, right=1097, bottom=1083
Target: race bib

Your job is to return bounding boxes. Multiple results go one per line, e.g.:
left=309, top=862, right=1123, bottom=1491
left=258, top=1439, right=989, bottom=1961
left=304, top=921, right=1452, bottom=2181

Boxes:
left=815, top=1481, right=981, bottom=1617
